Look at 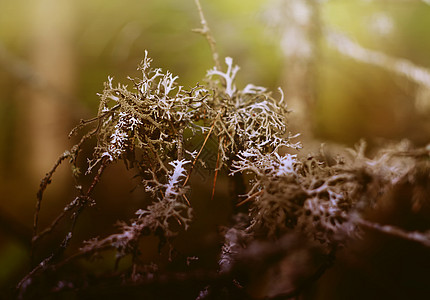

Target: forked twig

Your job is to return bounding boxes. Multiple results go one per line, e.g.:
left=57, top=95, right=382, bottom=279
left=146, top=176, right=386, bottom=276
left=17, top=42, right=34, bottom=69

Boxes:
left=33, top=128, right=99, bottom=246
left=193, top=0, right=221, bottom=71
left=26, top=160, right=108, bottom=291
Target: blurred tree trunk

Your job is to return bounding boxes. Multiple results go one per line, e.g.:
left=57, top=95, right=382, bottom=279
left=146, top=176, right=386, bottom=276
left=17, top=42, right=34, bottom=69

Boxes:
left=280, top=0, right=321, bottom=140
left=26, top=0, right=76, bottom=181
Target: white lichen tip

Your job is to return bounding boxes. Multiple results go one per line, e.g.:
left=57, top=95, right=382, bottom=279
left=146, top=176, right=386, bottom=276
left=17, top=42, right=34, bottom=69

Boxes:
left=164, top=159, right=191, bottom=200
left=207, top=57, right=240, bottom=97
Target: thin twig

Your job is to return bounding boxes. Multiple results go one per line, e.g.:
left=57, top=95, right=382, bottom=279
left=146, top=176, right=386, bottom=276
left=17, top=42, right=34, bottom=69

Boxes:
left=182, top=194, right=191, bottom=206
left=236, top=190, right=264, bottom=207
left=86, top=161, right=108, bottom=196
left=17, top=255, right=54, bottom=293
left=183, top=112, right=220, bottom=187
left=69, top=104, right=120, bottom=137
left=25, top=161, right=108, bottom=292
left=32, top=205, right=72, bottom=244
left=31, top=127, right=99, bottom=263
left=32, top=196, right=94, bottom=245
left=193, top=0, right=221, bottom=71
left=211, top=145, right=221, bottom=201
left=32, top=162, right=105, bottom=245
left=33, top=152, right=71, bottom=240
left=34, top=129, right=96, bottom=226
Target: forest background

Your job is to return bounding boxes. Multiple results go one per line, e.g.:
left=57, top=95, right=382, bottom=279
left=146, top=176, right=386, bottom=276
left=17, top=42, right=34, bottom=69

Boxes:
left=0, top=0, right=430, bottom=297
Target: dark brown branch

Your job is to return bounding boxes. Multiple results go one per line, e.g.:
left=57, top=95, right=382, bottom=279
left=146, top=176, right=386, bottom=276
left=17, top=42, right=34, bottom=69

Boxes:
left=32, top=128, right=99, bottom=247
left=33, top=151, right=71, bottom=240
left=32, top=202, right=73, bottom=244
left=22, top=160, right=109, bottom=293
left=32, top=196, right=94, bottom=245
left=36, top=160, right=107, bottom=243
left=86, top=160, right=108, bottom=196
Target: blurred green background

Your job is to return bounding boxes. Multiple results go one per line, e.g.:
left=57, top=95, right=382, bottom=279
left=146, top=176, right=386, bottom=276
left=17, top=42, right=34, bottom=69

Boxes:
left=0, top=0, right=429, bottom=294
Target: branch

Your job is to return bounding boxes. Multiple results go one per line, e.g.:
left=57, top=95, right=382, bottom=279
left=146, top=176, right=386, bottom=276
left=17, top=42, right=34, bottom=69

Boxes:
left=211, top=145, right=221, bottom=201
left=236, top=190, right=263, bottom=207
left=68, top=103, right=120, bottom=138
left=358, top=219, right=430, bottom=247
left=22, top=160, right=108, bottom=295
left=193, top=0, right=221, bottom=71
left=32, top=128, right=99, bottom=247
left=183, top=111, right=221, bottom=186
left=325, top=28, right=430, bottom=89
left=33, top=151, right=71, bottom=240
